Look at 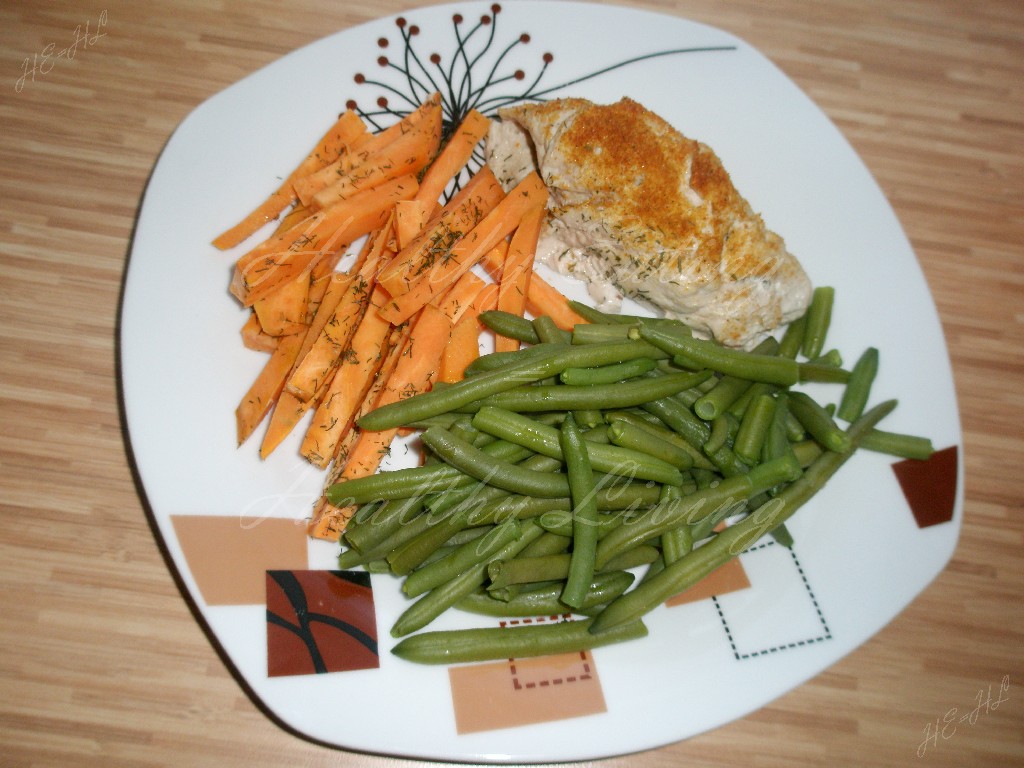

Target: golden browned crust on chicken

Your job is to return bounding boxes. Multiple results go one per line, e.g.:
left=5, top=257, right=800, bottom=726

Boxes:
left=487, top=97, right=812, bottom=347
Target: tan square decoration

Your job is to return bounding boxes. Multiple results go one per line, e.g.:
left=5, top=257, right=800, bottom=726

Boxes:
left=665, top=557, right=751, bottom=607
left=448, top=617, right=607, bottom=734
left=170, top=515, right=308, bottom=605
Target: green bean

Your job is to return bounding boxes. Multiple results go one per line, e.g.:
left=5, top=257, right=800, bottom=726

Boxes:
left=472, top=406, right=685, bottom=486
left=635, top=324, right=800, bottom=386
left=572, top=408, right=605, bottom=428
left=594, top=473, right=752, bottom=569
left=534, top=509, right=628, bottom=539
left=533, top=315, right=572, bottom=344
left=703, top=443, right=749, bottom=477
left=770, top=522, right=795, bottom=548
left=402, top=519, right=522, bottom=597
left=462, top=342, right=569, bottom=375
left=733, top=392, right=777, bottom=466
left=390, top=520, right=545, bottom=637
left=594, top=455, right=801, bottom=569
left=810, top=348, right=844, bottom=367
left=560, top=357, right=658, bottom=386
left=359, top=338, right=670, bottom=430
left=791, top=439, right=824, bottom=467
left=694, top=375, right=753, bottom=421
left=385, top=505, right=475, bottom=576
left=778, top=315, right=806, bottom=359
left=326, top=437, right=533, bottom=506
left=342, top=495, right=424, bottom=553
left=457, top=571, right=635, bottom=617
left=589, top=400, right=896, bottom=634
left=640, top=393, right=712, bottom=450
left=468, top=481, right=662, bottom=527
left=421, top=426, right=571, bottom=498
left=726, top=381, right=774, bottom=419
left=478, top=310, right=542, bottom=344
left=571, top=323, right=636, bottom=344
left=658, top=486, right=692, bottom=566
left=557, top=415, right=600, bottom=608
left=567, top=300, right=694, bottom=335
left=467, top=370, right=711, bottom=414
left=787, top=390, right=852, bottom=453
left=566, top=300, right=639, bottom=325
left=798, top=361, right=851, bottom=384
left=607, top=420, right=694, bottom=470
left=801, top=286, right=835, bottom=359
left=488, top=546, right=660, bottom=589
left=859, top=428, right=934, bottom=460
left=518, top=531, right=572, bottom=558
left=837, top=346, right=879, bottom=422
left=605, top=411, right=716, bottom=471
left=391, top=616, right=648, bottom=664
left=703, top=413, right=735, bottom=455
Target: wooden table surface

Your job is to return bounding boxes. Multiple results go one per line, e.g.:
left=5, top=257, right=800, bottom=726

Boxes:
left=2, top=0, right=1021, bottom=766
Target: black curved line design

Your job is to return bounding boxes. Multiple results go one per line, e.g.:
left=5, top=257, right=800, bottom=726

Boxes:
left=267, top=570, right=377, bottom=674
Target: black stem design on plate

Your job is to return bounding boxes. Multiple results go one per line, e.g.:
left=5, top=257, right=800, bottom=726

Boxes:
left=347, top=3, right=737, bottom=197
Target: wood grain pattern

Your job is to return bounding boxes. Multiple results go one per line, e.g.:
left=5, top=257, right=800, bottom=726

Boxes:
left=1, top=1, right=1021, bottom=766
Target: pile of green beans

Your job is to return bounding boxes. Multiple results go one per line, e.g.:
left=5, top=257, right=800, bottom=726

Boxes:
left=323, top=292, right=934, bottom=664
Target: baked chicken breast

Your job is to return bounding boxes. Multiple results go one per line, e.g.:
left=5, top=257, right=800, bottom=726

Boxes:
left=486, top=97, right=812, bottom=348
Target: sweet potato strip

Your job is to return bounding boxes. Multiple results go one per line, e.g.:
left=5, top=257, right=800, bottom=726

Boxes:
left=309, top=99, right=443, bottom=211
left=394, top=199, right=431, bottom=250
left=300, top=286, right=394, bottom=468
left=480, top=243, right=587, bottom=332
left=376, top=166, right=505, bottom=297
left=255, top=273, right=354, bottom=458
left=235, top=333, right=304, bottom=445
left=232, top=174, right=418, bottom=307
left=213, top=110, right=367, bottom=249
left=414, top=109, right=490, bottom=206
left=307, top=328, right=407, bottom=540
left=294, top=96, right=440, bottom=206
left=322, top=303, right=449, bottom=503
left=253, top=269, right=311, bottom=337
left=377, top=172, right=548, bottom=325
left=240, top=311, right=278, bottom=352
left=434, top=271, right=487, bottom=324
left=439, top=281, right=499, bottom=382
left=495, top=206, right=543, bottom=351
left=285, top=224, right=397, bottom=403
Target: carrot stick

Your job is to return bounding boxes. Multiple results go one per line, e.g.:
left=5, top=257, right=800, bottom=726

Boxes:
left=300, top=286, right=394, bottom=468
left=232, top=174, right=418, bottom=307
left=377, top=172, right=548, bottom=325
left=309, top=101, right=443, bottom=211
left=494, top=206, right=543, bottom=351
left=240, top=311, right=279, bottom=352
left=414, top=109, right=490, bottom=206
left=375, top=166, right=505, bottom=297
left=213, top=110, right=367, bottom=250
left=440, top=310, right=482, bottom=384
left=235, top=332, right=304, bottom=445
left=294, top=96, right=439, bottom=206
